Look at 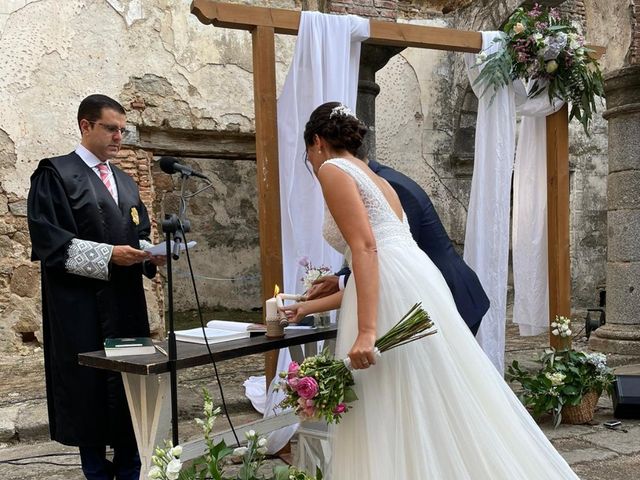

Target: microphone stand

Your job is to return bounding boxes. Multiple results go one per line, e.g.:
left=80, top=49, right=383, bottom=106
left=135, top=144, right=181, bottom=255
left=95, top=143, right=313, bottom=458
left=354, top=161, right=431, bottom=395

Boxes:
left=161, top=173, right=191, bottom=447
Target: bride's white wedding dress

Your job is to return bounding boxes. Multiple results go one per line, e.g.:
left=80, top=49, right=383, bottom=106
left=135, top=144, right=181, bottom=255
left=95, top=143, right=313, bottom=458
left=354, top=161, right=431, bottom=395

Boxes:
left=322, top=158, right=578, bottom=479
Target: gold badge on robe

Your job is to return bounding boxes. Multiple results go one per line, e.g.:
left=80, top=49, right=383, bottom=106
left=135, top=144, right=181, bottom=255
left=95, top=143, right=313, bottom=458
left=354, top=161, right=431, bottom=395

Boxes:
left=130, top=207, right=140, bottom=225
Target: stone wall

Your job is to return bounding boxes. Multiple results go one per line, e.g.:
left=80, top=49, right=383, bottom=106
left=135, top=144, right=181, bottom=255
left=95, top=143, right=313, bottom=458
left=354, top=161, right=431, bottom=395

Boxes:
left=0, top=0, right=295, bottom=354
left=0, top=0, right=635, bottom=356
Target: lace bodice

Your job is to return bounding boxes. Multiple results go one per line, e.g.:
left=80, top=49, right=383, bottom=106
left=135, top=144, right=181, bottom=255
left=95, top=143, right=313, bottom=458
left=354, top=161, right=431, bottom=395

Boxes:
left=321, top=158, right=413, bottom=260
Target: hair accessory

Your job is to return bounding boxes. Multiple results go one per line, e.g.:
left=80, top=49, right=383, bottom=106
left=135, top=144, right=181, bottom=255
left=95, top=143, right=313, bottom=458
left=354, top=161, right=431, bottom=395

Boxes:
left=329, top=104, right=355, bottom=120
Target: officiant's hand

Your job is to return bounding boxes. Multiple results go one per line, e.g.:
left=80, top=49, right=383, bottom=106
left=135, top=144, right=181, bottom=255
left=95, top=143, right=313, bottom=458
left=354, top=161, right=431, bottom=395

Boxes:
left=348, top=331, right=377, bottom=370
left=279, top=302, right=309, bottom=324
left=306, top=275, right=340, bottom=300
left=111, top=245, right=151, bottom=266
left=148, top=255, right=167, bottom=267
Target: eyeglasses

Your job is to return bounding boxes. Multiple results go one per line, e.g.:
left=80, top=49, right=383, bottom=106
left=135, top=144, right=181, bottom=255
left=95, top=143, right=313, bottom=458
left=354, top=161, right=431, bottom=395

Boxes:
left=88, top=121, right=127, bottom=135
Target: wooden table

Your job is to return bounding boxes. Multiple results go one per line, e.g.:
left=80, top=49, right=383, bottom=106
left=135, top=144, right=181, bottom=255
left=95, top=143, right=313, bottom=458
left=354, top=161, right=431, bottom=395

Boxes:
left=78, top=326, right=337, bottom=479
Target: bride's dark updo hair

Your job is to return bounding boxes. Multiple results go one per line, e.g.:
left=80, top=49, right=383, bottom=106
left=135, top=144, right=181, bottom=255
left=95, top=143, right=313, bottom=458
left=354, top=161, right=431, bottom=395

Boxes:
left=303, top=102, right=369, bottom=157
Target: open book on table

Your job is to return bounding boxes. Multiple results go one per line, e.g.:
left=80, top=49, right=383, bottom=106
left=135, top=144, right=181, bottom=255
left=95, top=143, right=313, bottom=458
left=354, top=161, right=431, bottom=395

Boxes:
left=207, top=319, right=317, bottom=333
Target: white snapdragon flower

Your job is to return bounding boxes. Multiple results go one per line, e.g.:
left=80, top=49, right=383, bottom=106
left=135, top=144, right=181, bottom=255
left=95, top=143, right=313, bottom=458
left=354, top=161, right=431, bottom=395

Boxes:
left=245, top=429, right=257, bottom=440
left=552, top=328, right=560, bottom=336
left=166, top=459, right=183, bottom=480
left=545, top=372, right=566, bottom=386
left=258, top=437, right=268, bottom=447
left=148, top=465, right=163, bottom=479
left=257, top=446, right=268, bottom=455
left=171, top=445, right=183, bottom=458
left=233, top=446, right=248, bottom=456
left=204, top=399, right=214, bottom=416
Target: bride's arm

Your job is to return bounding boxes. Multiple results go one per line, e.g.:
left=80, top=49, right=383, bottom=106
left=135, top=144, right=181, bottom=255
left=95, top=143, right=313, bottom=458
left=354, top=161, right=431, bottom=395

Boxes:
left=317, top=164, right=378, bottom=370
left=281, top=290, right=344, bottom=322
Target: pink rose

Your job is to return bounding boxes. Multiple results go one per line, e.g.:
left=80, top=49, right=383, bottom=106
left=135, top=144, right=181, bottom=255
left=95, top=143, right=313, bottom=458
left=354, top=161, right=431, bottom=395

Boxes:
left=287, top=361, right=300, bottom=380
left=298, top=398, right=316, bottom=418
left=296, top=376, right=319, bottom=399
left=333, top=403, right=346, bottom=414
left=287, top=376, right=300, bottom=390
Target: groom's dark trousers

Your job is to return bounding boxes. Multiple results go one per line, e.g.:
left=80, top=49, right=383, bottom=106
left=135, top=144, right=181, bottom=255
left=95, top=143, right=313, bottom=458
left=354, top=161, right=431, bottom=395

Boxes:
left=339, top=160, right=490, bottom=335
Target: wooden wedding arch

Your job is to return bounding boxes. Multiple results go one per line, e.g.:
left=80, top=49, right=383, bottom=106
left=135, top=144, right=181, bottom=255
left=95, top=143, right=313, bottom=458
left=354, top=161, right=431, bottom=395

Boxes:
left=190, top=0, right=604, bottom=383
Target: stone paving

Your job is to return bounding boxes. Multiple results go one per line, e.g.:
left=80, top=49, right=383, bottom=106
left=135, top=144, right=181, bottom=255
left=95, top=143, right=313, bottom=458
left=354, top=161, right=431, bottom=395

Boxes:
left=1, top=319, right=640, bottom=479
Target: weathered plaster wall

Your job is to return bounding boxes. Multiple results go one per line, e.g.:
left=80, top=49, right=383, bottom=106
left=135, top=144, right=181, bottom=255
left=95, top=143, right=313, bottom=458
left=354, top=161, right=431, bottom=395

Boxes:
left=0, top=0, right=297, bottom=354
left=0, top=0, right=633, bottom=356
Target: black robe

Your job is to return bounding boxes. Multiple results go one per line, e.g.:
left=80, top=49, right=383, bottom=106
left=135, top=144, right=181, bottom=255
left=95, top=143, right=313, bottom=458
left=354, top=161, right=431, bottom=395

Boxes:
left=27, top=152, right=155, bottom=447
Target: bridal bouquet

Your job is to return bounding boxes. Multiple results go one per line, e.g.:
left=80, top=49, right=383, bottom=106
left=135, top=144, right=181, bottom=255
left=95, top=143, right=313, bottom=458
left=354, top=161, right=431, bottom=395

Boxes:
left=278, top=303, right=435, bottom=424
left=298, top=256, right=332, bottom=291
left=473, top=3, right=604, bottom=133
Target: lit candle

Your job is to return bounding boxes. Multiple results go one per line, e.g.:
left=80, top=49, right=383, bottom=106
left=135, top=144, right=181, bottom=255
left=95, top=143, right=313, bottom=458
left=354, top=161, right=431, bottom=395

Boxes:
left=265, top=297, right=278, bottom=319
left=265, top=284, right=280, bottom=319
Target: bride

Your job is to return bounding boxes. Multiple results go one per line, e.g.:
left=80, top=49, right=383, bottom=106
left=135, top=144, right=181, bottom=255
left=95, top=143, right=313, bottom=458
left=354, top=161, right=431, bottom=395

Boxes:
left=281, top=101, right=579, bottom=479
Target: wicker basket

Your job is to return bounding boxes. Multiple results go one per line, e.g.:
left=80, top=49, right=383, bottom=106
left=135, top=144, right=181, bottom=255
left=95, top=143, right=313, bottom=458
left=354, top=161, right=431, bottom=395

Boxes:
left=561, top=390, right=600, bottom=424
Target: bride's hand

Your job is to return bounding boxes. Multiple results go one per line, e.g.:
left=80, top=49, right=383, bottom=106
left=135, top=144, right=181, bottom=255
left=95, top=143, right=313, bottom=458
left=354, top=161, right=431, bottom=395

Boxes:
left=279, top=302, right=308, bottom=324
left=347, top=331, right=377, bottom=370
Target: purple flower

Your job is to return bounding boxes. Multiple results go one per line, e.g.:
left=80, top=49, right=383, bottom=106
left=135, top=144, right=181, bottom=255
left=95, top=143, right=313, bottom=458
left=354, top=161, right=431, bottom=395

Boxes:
left=297, top=256, right=310, bottom=267
left=296, top=376, right=319, bottom=399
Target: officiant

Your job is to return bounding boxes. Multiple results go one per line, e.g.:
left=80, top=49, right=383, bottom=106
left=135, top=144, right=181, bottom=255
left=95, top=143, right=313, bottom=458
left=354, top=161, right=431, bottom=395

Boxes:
left=27, top=94, right=165, bottom=480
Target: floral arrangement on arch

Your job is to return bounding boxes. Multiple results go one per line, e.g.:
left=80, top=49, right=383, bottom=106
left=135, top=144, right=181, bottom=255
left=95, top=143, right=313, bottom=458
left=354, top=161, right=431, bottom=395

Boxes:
left=148, top=389, right=322, bottom=480
left=507, top=349, right=615, bottom=427
left=298, top=256, right=332, bottom=292
left=474, top=3, right=604, bottom=133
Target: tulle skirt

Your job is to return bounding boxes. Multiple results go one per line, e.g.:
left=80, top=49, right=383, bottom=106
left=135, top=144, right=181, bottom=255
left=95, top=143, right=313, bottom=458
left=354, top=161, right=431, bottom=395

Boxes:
left=329, top=240, right=578, bottom=479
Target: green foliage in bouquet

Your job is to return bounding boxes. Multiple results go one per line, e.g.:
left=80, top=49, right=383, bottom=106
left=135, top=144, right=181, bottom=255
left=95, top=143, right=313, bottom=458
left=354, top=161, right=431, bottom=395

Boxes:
left=473, top=3, right=604, bottom=134
left=507, top=349, right=615, bottom=428
left=279, top=303, right=435, bottom=424
left=149, top=390, right=321, bottom=480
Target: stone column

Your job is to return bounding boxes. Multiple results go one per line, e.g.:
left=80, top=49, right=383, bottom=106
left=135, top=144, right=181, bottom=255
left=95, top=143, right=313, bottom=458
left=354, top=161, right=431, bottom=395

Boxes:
left=590, top=65, right=640, bottom=355
left=356, top=44, right=404, bottom=161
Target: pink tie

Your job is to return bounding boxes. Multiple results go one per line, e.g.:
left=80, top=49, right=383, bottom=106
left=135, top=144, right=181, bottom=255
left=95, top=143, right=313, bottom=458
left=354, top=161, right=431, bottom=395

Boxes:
left=97, top=163, right=117, bottom=201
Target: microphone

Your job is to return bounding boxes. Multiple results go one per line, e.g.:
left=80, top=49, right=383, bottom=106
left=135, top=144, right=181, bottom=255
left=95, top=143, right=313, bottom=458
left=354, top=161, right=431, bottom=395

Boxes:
left=159, top=156, right=209, bottom=180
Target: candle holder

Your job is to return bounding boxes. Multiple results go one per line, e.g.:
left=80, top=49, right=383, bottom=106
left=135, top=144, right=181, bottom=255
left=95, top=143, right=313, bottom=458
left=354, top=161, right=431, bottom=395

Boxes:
left=266, top=315, right=287, bottom=338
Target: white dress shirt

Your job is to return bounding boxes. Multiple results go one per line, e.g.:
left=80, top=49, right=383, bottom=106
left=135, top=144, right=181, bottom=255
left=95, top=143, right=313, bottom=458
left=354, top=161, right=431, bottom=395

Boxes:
left=75, top=144, right=119, bottom=204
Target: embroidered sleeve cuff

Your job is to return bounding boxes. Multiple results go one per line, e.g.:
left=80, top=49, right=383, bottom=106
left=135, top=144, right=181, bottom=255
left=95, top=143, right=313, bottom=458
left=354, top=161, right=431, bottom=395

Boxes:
left=64, top=239, right=113, bottom=281
left=338, top=275, right=346, bottom=291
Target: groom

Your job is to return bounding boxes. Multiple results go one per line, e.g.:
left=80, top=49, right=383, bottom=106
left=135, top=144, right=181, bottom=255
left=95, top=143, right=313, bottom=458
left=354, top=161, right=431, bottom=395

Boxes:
left=308, top=158, right=489, bottom=335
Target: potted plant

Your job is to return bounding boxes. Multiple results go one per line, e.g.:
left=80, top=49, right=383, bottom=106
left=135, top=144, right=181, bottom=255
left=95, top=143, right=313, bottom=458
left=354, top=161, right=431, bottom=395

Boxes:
left=507, top=349, right=615, bottom=427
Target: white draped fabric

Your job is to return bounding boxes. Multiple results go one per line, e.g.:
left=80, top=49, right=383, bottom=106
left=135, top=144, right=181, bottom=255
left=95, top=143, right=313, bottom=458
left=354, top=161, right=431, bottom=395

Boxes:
left=513, top=91, right=563, bottom=336
left=464, top=33, right=564, bottom=373
left=464, top=32, right=515, bottom=374
left=243, top=11, right=369, bottom=453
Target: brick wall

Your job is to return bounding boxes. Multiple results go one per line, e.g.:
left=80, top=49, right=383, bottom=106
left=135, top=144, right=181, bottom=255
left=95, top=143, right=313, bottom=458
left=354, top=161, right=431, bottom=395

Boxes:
left=559, top=0, right=586, bottom=30
left=326, top=0, right=398, bottom=20
left=112, top=148, right=158, bottom=241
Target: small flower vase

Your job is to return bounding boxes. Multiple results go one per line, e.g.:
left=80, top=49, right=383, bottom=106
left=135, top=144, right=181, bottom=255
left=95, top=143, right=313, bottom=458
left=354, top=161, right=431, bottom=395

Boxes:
left=313, top=311, right=331, bottom=328
left=555, top=335, right=572, bottom=352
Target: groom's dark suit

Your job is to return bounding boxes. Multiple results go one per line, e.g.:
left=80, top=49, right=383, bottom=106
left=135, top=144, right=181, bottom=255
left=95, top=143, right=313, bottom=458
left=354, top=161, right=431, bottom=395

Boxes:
left=340, top=160, right=489, bottom=334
